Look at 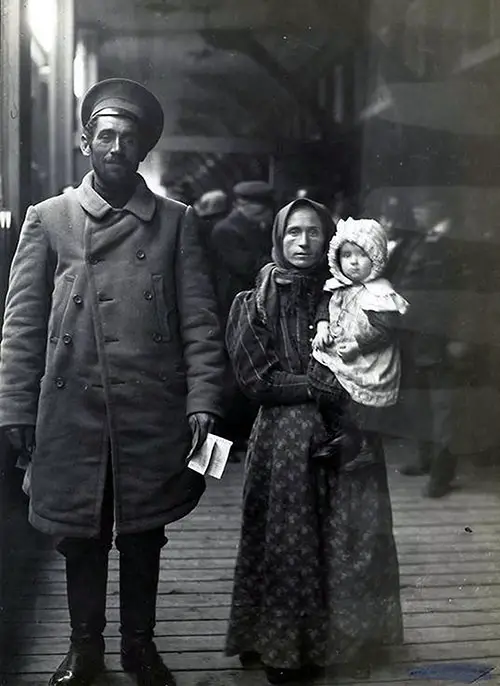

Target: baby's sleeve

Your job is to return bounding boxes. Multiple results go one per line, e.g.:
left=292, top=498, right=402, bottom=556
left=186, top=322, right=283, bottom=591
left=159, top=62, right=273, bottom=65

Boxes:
left=315, top=291, right=331, bottom=324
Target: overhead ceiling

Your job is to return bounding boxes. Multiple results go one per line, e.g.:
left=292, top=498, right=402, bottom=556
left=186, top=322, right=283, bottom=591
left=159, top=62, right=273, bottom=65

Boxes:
left=76, top=0, right=362, bottom=34
left=74, top=0, right=364, bottom=142
left=73, top=0, right=365, bottom=192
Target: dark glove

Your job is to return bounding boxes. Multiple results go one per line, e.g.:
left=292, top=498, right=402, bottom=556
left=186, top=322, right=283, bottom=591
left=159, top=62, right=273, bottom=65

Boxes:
left=187, top=412, right=217, bottom=461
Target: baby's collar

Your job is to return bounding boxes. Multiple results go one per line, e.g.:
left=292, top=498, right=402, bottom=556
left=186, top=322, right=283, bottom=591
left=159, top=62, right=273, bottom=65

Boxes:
left=323, top=276, right=392, bottom=293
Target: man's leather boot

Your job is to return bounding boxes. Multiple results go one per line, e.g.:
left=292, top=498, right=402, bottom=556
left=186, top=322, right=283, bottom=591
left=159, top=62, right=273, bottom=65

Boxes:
left=121, top=632, right=176, bottom=686
left=401, top=441, right=433, bottom=476
left=49, top=539, right=109, bottom=685
left=48, top=634, right=105, bottom=686
left=118, top=528, right=175, bottom=685
left=425, top=448, right=458, bottom=498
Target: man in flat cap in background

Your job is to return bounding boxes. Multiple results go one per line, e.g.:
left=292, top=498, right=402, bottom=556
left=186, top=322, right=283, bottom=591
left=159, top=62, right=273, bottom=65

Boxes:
left=210, top=180, right=274, bottom=327
left=0, top=78, right=225, bottom=686
left=210, top=180, right=273, bottom=457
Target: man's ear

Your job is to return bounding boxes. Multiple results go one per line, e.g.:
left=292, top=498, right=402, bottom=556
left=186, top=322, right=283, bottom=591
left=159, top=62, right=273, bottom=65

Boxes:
left=80, top=134, right=91, bottom=157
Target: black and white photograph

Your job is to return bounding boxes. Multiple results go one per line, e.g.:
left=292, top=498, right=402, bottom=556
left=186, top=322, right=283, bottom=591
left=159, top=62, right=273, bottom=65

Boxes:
left=1, top=1, right=500, bottom=685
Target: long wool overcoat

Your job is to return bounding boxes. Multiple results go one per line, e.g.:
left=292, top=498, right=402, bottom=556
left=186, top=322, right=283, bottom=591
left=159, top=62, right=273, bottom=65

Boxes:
left=0, top=172, right=225, bottom=537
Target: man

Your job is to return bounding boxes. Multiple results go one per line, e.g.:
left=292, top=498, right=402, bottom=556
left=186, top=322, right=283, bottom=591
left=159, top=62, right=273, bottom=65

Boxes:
left=193, top=188, right=229, bottom=255
left=397, top=195, right=466, bottom=497
left=0, top=79, right=225, bottom=686
left=210, top=180, right=274, bottom=326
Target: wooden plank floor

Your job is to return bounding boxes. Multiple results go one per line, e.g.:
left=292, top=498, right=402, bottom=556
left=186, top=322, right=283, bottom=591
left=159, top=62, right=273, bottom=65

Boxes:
left=4, top=439, right=500, bottom=685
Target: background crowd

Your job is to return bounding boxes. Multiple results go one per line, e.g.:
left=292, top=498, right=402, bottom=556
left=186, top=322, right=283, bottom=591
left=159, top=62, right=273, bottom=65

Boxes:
left=192, top=179, right=500, bottom=500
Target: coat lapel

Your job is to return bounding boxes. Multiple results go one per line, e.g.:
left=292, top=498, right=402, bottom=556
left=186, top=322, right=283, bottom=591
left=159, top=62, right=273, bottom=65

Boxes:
left=75, top=172, right=157, bottom=222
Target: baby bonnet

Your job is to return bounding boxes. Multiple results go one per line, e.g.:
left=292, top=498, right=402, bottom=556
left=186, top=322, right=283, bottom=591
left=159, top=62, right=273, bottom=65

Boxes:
left=328, top=217, right=388, bottom=281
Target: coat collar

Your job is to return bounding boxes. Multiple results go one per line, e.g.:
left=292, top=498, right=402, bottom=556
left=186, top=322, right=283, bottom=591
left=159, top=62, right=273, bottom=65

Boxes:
left=75, top=171, right=157, bottom=222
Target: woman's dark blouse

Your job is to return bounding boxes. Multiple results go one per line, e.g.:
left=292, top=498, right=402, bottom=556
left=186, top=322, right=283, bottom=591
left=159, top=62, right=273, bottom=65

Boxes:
left=226, top=281, right=321, bottom=406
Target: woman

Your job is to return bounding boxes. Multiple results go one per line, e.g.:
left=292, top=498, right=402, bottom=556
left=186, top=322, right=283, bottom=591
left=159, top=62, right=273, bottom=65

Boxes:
left=225, top=198, right=403, bottom=684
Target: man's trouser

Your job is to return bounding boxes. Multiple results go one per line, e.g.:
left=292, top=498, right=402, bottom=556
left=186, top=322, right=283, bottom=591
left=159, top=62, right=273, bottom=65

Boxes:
left=56, top=465, right=167, bottom=646
left=414, top=365, right=458, bottom=487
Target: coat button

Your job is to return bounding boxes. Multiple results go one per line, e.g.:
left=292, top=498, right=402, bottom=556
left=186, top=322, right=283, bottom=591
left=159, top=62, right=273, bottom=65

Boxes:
left=88, top=255, right=99, bottom=265
left=55, top=377, right=65, bottom=389
left=152, top=332, right=163, bottom=343
left=62, top=333, right=72, bottom=345
left=143, top=290, right=153, bottom=301
left=73, top=294, right=83, bottom=305
left=136, top=249, right=146, bottom=260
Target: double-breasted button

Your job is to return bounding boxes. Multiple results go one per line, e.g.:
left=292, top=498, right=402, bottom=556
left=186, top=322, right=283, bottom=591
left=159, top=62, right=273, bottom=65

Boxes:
left=136, top=249, right=146, bottom=260
left=143, top=290, right=153, bottom=301
left=152, top=332, right=163, bottom=343
left=62, top=333, right=72, bottom=345
left=55, top=376, right=65, bottom=389
left=73, top=294, right=83, bottom=305
left=88, top=255, right=99, bottom=265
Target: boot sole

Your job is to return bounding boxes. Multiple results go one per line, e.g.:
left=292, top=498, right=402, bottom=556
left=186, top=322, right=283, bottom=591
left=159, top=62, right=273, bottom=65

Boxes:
left=120, top=655, right=177, bottom=686
left=48, top=665, right=104, bottom=686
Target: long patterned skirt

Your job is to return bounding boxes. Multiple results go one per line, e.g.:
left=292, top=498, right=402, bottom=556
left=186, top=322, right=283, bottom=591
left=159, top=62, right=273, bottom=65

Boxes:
left=225, top=402, right=403, bottom=670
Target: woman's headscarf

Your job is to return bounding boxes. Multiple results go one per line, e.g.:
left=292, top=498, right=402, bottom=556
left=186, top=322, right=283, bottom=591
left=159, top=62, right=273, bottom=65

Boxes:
left=255, top=197, right=335, bottom=325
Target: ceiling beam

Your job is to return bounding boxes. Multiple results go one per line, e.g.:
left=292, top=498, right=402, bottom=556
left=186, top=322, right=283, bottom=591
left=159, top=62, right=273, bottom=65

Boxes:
left=75, top=0, right=359, bottom=34
left=157, top=135, right=276, bottom=153
left=453, top=37, right=500, bottom=74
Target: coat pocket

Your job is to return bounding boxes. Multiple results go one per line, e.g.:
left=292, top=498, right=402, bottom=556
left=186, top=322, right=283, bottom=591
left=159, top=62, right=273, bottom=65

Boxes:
left=151, top=274, right=172, bottom=342
left=49, top=274, right=75, bottom=342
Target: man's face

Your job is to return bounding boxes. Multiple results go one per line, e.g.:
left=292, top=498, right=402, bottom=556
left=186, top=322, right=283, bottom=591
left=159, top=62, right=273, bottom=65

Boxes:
left=235, top=198, right=273, bottom=224
left=81, top=115, right=144, bottom=187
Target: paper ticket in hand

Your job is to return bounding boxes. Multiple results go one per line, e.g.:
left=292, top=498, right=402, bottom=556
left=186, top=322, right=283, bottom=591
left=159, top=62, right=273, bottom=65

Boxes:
left=187, top=433, right=233, bottom=479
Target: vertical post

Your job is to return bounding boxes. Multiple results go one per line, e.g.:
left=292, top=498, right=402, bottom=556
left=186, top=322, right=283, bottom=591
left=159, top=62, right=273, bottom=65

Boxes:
left=0, top=0, right=31, bottom=222
left=0, top=1, right=31, bottom=672
left=48, top=0, right=75, bottom=195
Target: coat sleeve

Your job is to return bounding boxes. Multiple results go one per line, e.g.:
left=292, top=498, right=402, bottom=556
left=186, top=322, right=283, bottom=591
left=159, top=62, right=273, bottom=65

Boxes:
left=314, top=292, right=330, bottom=323
left=176, top=207, right=225, bottom=417
left=225, top=290, right=310, bottom=405
left=0, top=207, right=53, bottom=427
left=210, top=219, right=257, bottom=279
left=355, top=311, right=400, bottom=353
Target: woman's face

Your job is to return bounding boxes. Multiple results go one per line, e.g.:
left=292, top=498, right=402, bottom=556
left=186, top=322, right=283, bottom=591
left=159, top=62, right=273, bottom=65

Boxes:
left=282, top=207, right=326, bottom=269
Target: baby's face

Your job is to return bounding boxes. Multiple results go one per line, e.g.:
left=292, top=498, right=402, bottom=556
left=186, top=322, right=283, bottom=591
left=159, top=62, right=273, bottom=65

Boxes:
left=339, top=242, right=372, bottom=282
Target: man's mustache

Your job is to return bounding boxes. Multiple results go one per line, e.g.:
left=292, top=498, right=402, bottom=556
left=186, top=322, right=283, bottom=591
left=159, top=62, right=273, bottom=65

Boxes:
left=105, top=156, right=129, bottom=166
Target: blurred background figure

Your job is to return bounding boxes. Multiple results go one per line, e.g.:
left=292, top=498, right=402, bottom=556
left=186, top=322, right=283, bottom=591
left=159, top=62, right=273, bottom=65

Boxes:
left=378, top=193, right=415, bottom=258
left=295, top=185, right=330, bottom=206
left=162, top=178, right=196, bottom=205
left=193, top=188, right=229, bottom=254
left=210, top=180, right=274, bottom=327
left=331, top=189, right=347, bottom=225
left=377, top=192, right=419, bottom=283
left=397, top=194, right=466, bottom=497
left=210, top=180, right=274, bottom=459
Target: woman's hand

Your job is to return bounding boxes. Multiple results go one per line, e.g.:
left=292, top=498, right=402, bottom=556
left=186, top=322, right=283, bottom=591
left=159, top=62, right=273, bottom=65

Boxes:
left=312, top=321, right=333, bottom=351
left=336, top=339, right=360, bottom=362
